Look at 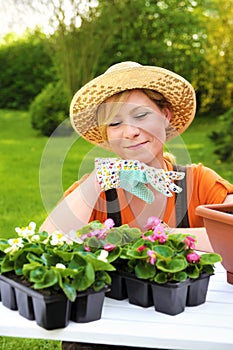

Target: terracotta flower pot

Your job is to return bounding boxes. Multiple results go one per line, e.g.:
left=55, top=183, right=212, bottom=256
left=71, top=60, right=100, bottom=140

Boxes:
left=196, top=203, right=233, bottom=284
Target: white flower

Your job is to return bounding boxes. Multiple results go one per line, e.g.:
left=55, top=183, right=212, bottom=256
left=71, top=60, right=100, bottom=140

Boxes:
left=97, top=250, right=109, bottom=262
left=67, top=230, right=83, bottom=244
left=15, top=222, right=36, bottom=238
left=4, top=237, right=24, bottom=254
left=56, top=263, right=66, bottom=269
left=31, top=234, right=40, bottom=242
left=50, top=230, right=67, bottom=246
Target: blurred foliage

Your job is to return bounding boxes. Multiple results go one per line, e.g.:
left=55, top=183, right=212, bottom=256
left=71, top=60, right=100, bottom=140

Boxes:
left=0, top=30, right=54, bottom=110
left=30, top=81, right=71, bottom=136
left=209, top=108, right=233, bottom=162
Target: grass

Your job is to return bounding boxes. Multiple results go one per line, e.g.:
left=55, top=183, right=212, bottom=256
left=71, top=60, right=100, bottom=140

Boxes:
left=0, top=108, right=232, bottom=348
left=0, top=337, right=61, bottom=350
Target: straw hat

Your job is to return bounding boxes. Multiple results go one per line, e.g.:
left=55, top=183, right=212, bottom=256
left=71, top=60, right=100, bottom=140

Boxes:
left=70, top=61, right=196, bottom=148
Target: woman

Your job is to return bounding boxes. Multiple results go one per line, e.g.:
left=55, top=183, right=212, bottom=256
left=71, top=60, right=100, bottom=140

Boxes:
left=41, top=61, right=233, bottom=350
left=40, top=61, right=233, bottom=251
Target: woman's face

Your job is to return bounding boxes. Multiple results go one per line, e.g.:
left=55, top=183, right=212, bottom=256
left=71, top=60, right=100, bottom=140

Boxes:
left=105, top=90, right=170, bottom=167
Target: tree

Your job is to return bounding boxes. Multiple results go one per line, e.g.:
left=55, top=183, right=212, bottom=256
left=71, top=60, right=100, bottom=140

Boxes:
left=194, top=0, right=233, bottom=113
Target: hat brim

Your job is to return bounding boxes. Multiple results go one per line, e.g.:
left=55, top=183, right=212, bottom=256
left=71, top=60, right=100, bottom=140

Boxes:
left=70, top=65, right=196, bottom=148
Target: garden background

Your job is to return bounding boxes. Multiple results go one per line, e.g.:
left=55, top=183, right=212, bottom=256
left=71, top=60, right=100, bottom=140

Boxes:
left=0, top=0, right=232, bottom=349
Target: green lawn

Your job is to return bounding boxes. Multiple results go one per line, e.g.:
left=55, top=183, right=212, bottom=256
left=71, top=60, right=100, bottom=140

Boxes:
left=0, top=108, right=232, bottom=349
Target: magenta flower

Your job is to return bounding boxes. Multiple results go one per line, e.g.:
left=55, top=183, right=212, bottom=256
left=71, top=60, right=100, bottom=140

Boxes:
left=137, top=245, right=147, bottom=253
left=186, top=252, right=200, bottom=263
left=147, top=249, right=156, bottom=265
left=184, top=236, right=196, bottom=249
left=144, top=216, right=161, bottom=230
left=104, top=243, right=116, bottom=251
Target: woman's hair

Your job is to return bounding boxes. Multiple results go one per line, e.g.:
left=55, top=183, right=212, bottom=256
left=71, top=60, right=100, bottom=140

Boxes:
left=97, top=88, right=175, bottom=163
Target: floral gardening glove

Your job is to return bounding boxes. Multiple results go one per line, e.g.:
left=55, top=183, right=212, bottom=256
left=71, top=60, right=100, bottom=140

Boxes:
left=119, top=168, right=154, bottom=203
left=95, top=158, right=185, bottom=203
left=146, top=167, right=185, bottom=197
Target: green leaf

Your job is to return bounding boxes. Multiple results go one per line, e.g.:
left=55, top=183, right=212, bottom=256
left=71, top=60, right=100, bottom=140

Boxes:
left=120, top=227, right=142, bottom=244
left=86, top=236, right=102, bottom=249
left=29, top=266, right=47, bottom=283
left=91, top=280, right=106, bottom=292
left=200, top=253, right=222, bottom=265
left=61, top=281, right=77, bottom=302
left=153, top=272, right=168, bottom=284
left=173, top=271, right=188, bottom=282
left=126, top=248, right=148, bottom=259
left=32, top=269, right=58, bottom=289
left=72, top=262, right=95, bottom=291
left=0, top=255, right=14, bottom=273
left=105, top=246, right=121, bottom=263
left=0, top=240, right=11, bottom=252
left=22, top=262, right=42, bottom=278
left=105, top=230, right=122, bottom=246
left=14, top=251, right=28, bottom=275
left=156, top=256, right=188, bottom=273
left=26, top=252, right=44, bottom=264
left=52, top=249, right=75, bottom=262
left=85, top=253, right=115, bottom=271
left=186, top=264, right=200, bottom=278
left=135, top=261, right=156, bottom=279
left=154, top=245, right=173, bottom=258
left=41, top=252, right=60, bottom=266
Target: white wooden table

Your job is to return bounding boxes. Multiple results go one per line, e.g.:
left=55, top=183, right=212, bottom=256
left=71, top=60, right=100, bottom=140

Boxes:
left=0, top=263, right=233, bottom=350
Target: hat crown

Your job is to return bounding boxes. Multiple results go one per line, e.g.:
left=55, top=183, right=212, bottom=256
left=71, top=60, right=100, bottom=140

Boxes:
left=105, top=61, right=142, bottom=74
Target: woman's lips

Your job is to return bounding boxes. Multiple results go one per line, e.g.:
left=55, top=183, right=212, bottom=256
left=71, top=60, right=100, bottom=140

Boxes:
left=124, top=141, right=149, bottom=150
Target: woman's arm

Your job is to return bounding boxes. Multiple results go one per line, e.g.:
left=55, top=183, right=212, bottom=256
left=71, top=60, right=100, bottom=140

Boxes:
left=39, top=171, right=102, bottom=234
left=223, top=193, right=233, bottom=204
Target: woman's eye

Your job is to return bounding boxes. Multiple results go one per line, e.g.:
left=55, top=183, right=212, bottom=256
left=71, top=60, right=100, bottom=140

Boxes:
left=135, top=111, right=149, bottom=119
left=108, top=121, right=121, bottom=127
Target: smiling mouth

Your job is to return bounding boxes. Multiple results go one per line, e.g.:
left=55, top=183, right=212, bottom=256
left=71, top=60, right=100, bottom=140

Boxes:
left=125, top=141, right=149, bottom=150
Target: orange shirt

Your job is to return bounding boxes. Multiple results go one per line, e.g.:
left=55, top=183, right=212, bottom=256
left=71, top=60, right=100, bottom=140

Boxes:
left=64, top=162, right=233, bottom=228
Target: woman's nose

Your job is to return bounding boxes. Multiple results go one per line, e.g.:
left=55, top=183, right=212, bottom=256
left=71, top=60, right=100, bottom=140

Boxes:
left=122, top=123, right=140, bottom=138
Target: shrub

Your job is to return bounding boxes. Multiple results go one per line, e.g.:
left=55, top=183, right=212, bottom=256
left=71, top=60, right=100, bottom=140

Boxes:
left=209, top=108, right=233, bottom=162
left=30, top=81, right=71, bottom=136
left=0, top=31, right=54, bottom=110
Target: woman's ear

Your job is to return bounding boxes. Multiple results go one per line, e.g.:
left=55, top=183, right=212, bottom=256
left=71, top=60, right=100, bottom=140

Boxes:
left=163, top=107, right=172, bottom=122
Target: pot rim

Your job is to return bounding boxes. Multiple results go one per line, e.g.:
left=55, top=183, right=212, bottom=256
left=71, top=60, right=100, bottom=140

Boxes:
left=196, top=203, right=233, bottom=225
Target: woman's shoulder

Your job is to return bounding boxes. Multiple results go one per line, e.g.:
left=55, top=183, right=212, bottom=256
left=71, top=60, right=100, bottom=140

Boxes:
left=63, top=173, right=90, bottom=197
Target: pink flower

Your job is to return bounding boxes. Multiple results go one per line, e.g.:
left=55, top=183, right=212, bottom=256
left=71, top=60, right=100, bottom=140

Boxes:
left=184, top=236, right=196, bottom=249
left=104, top=243, right=116, bottom=251
left=186, top=252, right=200, bottom=263
left=96, top=229, right=107, bottom=239
left=147, top=249, right=156, bottom=265
left=104, top=218, right=115, bottom=229
left=144, top=216, right=161, bottom=230
left=84, top=246, right=91, bottom=252
left=137, top=245, right=147, bottom=252
left=151, top=224, right=168, bottom=243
